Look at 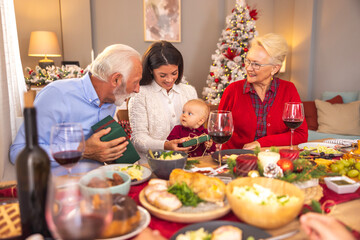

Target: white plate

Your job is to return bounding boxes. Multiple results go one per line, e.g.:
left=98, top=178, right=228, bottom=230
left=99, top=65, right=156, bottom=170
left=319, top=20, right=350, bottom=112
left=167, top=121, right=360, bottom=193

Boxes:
left=97, top=206, right=151, bottom=240
left=298, top=142, right=338, bottom=150
left=139, top=189, right=231, bottom=223
left=101, top=164, right=152, bottom=185
left=324, top=139, right=358, bottom=147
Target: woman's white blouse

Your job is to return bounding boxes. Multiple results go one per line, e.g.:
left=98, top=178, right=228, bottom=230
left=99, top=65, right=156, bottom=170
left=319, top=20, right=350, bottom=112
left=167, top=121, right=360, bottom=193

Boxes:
left=128, top=81, right=197, bottom=158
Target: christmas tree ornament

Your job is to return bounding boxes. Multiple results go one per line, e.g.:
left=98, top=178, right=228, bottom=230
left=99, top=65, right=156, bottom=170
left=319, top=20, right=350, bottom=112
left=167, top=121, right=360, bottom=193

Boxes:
left=263, top=163, right=284, bottom=178
left=277, top=158, right=294, bottom=172
left=203, top=0, right=258, bottom=105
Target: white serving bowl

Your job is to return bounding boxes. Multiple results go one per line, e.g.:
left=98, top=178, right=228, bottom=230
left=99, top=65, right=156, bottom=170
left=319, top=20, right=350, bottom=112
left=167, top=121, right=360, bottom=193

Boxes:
left=324, top=176, right=360, bottom=194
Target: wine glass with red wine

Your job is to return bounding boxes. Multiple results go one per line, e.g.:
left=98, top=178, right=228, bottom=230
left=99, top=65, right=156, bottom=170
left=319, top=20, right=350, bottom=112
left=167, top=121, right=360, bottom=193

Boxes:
left=207, top=110, right=234, bottom=167
left=282, top=102, right=304, bottom=149
left=46, top=164, right=113, bottom=240
left=50, top=123, right=85, bottom=174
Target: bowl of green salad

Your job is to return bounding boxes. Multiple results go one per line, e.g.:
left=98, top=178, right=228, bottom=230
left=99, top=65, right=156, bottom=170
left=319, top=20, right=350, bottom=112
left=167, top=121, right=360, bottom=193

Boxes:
left=147, top=150, right=187, bottom=179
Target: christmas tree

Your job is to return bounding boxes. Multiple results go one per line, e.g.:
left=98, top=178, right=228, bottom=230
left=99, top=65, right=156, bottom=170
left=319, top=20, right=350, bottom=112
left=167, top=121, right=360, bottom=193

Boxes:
left=202, top=0, right=258, bottom=105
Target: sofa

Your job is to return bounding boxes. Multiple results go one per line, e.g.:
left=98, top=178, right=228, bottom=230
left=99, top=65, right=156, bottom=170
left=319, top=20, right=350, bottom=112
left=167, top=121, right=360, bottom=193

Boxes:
left=304, top=91, right=360, bottom=141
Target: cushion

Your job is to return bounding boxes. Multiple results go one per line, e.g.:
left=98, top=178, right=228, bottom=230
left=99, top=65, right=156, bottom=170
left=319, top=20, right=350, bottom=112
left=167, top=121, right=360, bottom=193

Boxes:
left=322, top=91, right=359, bottom=103
left=315, top=100, right=360, bottom=135
left=303, top=95, right=343, bottom=131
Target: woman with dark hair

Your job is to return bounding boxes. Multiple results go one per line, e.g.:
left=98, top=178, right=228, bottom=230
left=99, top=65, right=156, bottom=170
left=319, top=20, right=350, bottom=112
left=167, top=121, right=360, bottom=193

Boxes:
left=128, top=41, right=197, bottom=160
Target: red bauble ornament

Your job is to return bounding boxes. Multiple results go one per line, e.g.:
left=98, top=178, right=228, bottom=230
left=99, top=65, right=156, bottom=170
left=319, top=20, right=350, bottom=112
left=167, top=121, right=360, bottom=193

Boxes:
left=244, top=48, right=248, bottom=52
left=214, top=78, right=220, bottom=83
left=242, top=63, right=245, bottom=67
left=277, top=158, right=294, bottom=172
left=228, top=75, right=232, bottom=80
left=210, top=72, right=214, bottom=77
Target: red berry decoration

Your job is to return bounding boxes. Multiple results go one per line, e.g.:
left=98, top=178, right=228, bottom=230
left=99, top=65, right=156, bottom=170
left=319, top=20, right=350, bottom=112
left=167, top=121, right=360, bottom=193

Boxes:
left=277, top=158, right=294, bottom=172
left=214, top=78, right=220, bottom=83
left=210, top=72, right=214, bottom=77
left=325, top=208, right=331, bottom=213
left=244, top=48, right=248, bottom=52
left=242, top=63, right=245, bottom=67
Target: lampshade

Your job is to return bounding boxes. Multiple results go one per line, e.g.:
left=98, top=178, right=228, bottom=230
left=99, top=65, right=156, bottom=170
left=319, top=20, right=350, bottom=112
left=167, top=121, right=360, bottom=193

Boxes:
left=28, top=31, right=61, bottom=68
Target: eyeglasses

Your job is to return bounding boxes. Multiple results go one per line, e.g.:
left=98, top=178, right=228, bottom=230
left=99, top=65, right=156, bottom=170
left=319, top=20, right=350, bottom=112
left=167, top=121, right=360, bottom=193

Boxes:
left=244, top=59, right=274, bottom=70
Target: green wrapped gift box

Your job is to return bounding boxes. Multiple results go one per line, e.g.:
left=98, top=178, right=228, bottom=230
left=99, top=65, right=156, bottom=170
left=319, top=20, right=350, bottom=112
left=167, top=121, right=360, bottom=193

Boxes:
left=91, top=115, right=140, bottom=164
left=182, top=135, right=211, bottom=147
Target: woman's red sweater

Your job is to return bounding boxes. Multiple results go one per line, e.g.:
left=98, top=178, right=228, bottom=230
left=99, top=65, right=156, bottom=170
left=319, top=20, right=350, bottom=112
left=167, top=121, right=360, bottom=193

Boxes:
left=218, top=79, right=308, bottom=149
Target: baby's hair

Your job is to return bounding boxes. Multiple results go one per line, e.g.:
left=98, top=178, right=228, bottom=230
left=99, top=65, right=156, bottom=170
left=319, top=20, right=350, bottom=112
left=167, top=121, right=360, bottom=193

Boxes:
left=185, top=99, right=210, bottom=119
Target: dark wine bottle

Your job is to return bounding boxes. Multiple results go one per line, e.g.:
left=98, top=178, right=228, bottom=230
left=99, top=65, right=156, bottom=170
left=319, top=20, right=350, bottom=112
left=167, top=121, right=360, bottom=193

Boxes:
left=15, top=92, right=52, bottom=239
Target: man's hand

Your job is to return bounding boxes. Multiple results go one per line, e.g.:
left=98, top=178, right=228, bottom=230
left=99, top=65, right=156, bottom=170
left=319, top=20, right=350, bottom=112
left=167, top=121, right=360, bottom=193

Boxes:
left=164, top=138, right=192, bottom=152
left=243, top=141, right=260, bottom=149
left=83, top=128, right=129, bottom=163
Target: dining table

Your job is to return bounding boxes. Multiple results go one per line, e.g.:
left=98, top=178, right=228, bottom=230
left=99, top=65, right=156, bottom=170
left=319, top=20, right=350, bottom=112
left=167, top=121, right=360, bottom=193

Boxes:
left=1, top=141, right=360, bottom=240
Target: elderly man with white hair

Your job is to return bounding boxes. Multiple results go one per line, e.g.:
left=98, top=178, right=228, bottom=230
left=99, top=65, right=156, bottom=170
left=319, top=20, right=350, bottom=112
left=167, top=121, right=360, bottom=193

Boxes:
left=10, top=44, right=142, bottom=167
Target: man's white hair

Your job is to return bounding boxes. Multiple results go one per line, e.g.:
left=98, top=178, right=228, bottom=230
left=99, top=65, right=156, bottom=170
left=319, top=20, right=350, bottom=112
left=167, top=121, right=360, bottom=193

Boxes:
left=88, top=44, right=141, bottom=82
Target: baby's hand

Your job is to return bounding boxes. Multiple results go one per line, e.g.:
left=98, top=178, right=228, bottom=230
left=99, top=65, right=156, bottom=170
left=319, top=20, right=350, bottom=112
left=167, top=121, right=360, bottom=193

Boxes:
left=204, top=139, right=213, bottom=149
left=182, top=136, right=191, bottom=141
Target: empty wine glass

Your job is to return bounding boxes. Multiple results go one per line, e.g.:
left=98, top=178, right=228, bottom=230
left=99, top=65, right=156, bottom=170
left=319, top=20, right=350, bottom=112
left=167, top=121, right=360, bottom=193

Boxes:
left=282, top=102, right=305, bottom=149
left=207, top=110, right=234, bottom=167
left=46, top=163, right=113, bottom=240
left=50, top=123, right=85, bottom=174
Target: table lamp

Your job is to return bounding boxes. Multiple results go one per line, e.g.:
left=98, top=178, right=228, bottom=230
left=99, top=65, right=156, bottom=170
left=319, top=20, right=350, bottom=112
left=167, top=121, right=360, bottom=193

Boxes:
left=28, top=31, right=61, bottom=69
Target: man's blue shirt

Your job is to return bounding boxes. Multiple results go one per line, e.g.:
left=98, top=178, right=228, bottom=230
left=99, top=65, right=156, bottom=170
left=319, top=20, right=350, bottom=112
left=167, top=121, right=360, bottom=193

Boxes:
left=10, top=73, right=117, bottom=167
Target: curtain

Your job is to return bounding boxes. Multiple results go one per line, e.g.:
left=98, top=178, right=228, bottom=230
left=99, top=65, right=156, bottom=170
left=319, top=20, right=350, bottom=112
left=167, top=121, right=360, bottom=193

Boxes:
left=0, top=0, right=26, bottom=181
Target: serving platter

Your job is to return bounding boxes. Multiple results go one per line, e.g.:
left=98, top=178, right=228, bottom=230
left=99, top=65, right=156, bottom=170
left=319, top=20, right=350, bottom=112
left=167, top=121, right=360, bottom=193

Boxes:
left=139, top=189, right=231, bottom=223
left=97, top=206, right=150, bottom=240
left=297, top=142, right=343, bottom=157
left=100, top=164, right=152, bottom=185
left=169, top=220, right=271, bottom=240
left=211, top=149, right=254, bottom=164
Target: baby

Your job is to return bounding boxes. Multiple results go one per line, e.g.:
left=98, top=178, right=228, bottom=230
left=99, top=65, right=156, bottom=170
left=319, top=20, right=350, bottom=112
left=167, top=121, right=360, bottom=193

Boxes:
left=167, top=99, right=216, bottom=157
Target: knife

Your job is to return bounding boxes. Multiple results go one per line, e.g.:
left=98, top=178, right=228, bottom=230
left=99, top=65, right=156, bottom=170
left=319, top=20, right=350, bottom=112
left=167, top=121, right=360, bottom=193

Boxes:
left=259, top=229, right=299, bottom=240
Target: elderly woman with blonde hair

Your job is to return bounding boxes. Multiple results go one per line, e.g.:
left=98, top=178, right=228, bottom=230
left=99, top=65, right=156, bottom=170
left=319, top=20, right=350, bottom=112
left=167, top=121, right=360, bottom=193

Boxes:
left=219, top=33, right=308, bottom=149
